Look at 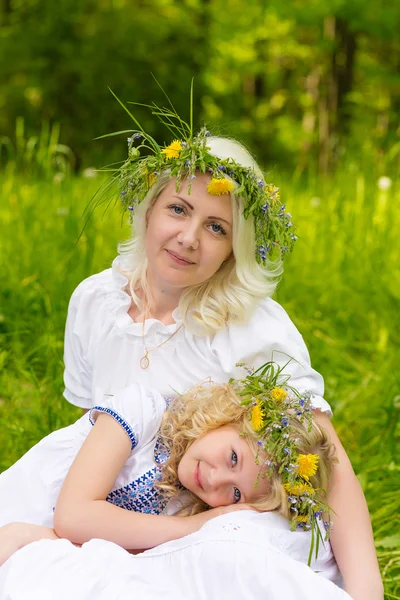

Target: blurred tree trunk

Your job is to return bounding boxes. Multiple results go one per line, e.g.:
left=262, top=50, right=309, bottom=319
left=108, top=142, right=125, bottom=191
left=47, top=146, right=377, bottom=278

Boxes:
left=335, top=17, right=357, bottom=137
left=318, top=15, right=357, bottom=173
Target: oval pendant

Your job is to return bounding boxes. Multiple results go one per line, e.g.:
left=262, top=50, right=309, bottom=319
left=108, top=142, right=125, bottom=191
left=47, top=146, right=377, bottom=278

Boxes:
left=140, top=354, right=150, bottom=369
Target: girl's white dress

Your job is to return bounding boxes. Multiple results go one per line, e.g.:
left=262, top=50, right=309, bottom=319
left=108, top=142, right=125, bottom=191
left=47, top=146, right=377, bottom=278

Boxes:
left=0, top=384, right=169, bottom=527
left=0, top=258, right=344, bottom=599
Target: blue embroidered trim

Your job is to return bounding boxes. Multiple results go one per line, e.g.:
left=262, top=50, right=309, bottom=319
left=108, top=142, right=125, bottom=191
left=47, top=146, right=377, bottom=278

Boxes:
left=153, top=434, right=170, bottom=465
left=164, top=396, right=173, bottom=408
left=107, top=467, right=167, bottom=514
left=89, top=406, right=137, bottom=451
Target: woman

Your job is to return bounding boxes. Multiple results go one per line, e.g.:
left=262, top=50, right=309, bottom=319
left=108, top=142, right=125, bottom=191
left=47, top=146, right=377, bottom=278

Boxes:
left=2, top=103, right=383, bottom=599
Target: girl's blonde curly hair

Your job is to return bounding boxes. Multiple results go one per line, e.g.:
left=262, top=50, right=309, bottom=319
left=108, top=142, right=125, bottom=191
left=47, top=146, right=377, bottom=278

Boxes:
left=157, top=383, right=336, bottom=518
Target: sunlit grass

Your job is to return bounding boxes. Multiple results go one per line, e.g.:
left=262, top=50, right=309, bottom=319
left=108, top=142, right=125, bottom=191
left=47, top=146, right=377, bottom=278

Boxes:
left=0, top=165, right=399, bottom=598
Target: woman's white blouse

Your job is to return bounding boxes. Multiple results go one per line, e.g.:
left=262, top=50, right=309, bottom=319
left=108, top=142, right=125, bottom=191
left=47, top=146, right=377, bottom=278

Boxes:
left=64, top=257, right=331, bottom=415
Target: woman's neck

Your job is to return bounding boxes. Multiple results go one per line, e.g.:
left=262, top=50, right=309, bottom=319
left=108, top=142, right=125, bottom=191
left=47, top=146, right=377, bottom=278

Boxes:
left=133, top=272, right=183, bottom=325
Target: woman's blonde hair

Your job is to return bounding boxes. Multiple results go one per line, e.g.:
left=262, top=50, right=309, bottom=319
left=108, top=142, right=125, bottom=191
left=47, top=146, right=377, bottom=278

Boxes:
left=118, top=137, right=283, bottom=335
left=157, top=384, right=336, bottom=518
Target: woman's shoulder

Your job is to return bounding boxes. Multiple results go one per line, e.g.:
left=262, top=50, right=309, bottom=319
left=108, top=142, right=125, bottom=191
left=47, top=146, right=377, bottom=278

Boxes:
left=209, top=297, right=328, bottom=413
left=216, top=296, right=304, bottom=350
left=67, top=257, right=131, bottom=322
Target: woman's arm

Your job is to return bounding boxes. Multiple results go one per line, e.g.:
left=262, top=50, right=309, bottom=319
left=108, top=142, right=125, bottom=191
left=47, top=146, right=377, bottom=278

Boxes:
left=0, top=523, right=59, bottom=566
left=314, top=411, right=383, bottom=600
left=54, top=414, right=247, bottom=549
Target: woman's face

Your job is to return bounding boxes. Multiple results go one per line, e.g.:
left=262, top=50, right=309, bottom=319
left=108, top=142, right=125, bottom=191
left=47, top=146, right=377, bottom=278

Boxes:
left=145, top=173, right=233, bottom=292
left=177, top=425, right=270, bottom=507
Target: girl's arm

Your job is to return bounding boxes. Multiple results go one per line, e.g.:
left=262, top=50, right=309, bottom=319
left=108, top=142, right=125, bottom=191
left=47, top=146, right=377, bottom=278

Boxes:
left=314, top=411, right=383, bottom=600
left=54, top=414, right=247, bottom=549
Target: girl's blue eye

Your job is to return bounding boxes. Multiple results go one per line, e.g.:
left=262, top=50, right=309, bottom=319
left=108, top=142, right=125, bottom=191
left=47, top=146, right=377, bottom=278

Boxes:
left=234, top=487, right=241, bottom=503
left=231, top=450, right=238, bottom=467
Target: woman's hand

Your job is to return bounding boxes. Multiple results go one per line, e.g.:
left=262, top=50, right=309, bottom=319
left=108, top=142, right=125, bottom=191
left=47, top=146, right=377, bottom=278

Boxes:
left=0, top=522, right=59, bottom=566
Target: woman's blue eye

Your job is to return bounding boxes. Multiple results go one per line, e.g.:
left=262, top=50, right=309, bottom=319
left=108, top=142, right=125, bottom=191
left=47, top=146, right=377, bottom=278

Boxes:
left=231, top=450, right=238, bottom=467
left=209, top=222, right=226, bottom=235
left=234, top=487, right=241, bottom=503
left=170, top=204, right=185, bottom=215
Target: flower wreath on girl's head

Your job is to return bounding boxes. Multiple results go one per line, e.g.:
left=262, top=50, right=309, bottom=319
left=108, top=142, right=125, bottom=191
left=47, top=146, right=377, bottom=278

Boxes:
left=95, top=80, right=297, bottom=265
left=232, top=361, right=334, bottom=565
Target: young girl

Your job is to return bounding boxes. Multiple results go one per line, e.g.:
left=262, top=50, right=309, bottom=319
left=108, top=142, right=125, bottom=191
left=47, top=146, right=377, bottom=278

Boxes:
left=0, top=365, right=334, bottom=566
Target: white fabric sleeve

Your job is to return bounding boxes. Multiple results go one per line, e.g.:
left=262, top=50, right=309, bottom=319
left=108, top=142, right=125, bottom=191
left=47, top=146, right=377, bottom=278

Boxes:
left=63, top=278, right=96, bottom=409
left=211, top=298, right=332, bottom=416
left=89, top=383, right=166, bottom=451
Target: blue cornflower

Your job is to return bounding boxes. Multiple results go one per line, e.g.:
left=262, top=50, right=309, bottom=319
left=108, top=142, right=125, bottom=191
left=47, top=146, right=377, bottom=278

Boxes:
left=314, top=511, right=321, bottom=518
left=257, top=440, right=264, bottom=447
left=299, top=398, right=305, bottom=407
left=282, top=417, right=289, bottom=427
left=262, top=203, right=269, bottom=213
left=288, top=496, right=297, bottom=504
left=186, top=159, right=191, bottom=166
left=283, top=447, right=290, bottom=455
left=218, top=165, right=226, bottom=172
left=127, top=206, right=134, bottom=211
left=133, top=133, right=142, bottom=139
left=120, top=191, right=127, bottom=197
left=257, top=179, right=265, bottom=188
left=205, top=130, right=211, bottom=136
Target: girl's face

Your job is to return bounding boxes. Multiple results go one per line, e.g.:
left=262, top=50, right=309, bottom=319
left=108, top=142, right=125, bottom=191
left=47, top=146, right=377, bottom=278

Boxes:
left=177, top=426, right=270, bottom=507
left=145, top=174, right=233, bottom=293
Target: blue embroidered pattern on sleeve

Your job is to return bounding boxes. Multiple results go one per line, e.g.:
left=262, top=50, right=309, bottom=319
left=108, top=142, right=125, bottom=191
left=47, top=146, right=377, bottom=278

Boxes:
left=106, top=467, right=168, bottom=514
left=89, top=406, right=137, bottom=450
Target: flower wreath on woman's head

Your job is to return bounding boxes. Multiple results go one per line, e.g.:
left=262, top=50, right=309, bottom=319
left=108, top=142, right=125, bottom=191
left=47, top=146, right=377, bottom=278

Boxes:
left=94, top=80, right=297, bottom=266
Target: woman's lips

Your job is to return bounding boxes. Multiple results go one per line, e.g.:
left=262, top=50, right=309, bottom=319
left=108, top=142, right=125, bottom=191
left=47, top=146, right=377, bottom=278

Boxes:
left=166, top=249, right=195, bottom=266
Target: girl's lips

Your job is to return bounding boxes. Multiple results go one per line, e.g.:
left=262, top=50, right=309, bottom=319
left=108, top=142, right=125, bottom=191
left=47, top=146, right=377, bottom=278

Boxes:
left=195, top=462, right=203, bottom=490
left=166, top=249, right=195, bottom=266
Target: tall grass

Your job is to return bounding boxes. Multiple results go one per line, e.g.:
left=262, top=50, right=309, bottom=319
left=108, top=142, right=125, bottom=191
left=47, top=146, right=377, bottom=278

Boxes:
left=0, top=165, right=399, bottom=597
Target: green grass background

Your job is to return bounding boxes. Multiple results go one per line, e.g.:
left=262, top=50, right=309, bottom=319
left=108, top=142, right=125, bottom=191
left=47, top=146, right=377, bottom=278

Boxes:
left=0, top=165, right=399, bottom=597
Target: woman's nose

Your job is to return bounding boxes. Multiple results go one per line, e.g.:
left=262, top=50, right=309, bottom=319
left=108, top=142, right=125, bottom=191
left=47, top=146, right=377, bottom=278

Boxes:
left=177, top=222, right=200, bottom=250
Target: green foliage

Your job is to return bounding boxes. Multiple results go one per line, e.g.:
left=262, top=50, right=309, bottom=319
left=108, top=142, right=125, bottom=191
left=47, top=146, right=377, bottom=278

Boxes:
left=1, top=0, right=399, bottom=171
left=0, top=163, right=398, bottom=596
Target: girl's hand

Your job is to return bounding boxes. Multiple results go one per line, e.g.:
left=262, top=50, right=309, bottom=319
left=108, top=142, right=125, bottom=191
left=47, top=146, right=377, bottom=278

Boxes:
left=0, top=522, right=59, bottom=566
left=185, top=503, right=255, bottom=535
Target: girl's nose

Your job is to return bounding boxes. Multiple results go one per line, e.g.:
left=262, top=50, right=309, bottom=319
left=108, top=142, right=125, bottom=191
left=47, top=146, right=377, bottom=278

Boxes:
left=208, top=466, right=230, bottom=490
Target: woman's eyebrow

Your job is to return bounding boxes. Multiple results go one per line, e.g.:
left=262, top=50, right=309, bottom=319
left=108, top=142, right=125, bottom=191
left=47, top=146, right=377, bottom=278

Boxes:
left=173, top=195, right=232, bottom=227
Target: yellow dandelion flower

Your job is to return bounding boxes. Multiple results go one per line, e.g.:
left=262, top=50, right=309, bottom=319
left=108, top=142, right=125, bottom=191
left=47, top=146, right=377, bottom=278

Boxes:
left=296, top=515, right=310, bottom=523
left=296, top=454, right=319, bottom=480
left=270, top=387, right=288, bottom=402
left=147, top=172, right=156, bottom=187
left=161, top=140, right=182, bottom=159
left=207, top=178, right=235, bottom=196
left=284, top=482, right=314, bottom=496
left=251, top=403, right=264, bottom=432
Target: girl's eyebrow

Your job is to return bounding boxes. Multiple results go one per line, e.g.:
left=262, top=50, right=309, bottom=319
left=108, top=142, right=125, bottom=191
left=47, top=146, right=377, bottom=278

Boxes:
left=173, top=195, right=232, bottom=227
